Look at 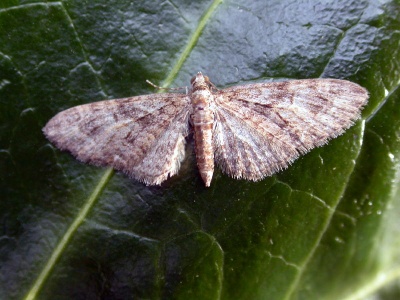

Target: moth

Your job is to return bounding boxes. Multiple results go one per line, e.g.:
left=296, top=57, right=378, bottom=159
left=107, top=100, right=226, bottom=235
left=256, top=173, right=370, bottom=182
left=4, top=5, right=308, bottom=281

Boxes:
left=43, top=72, right=368, bottom=187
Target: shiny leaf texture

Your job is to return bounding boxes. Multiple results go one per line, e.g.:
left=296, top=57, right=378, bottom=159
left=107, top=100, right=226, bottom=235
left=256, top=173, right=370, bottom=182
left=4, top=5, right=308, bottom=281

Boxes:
left=1, top=0, right=400, bottom=299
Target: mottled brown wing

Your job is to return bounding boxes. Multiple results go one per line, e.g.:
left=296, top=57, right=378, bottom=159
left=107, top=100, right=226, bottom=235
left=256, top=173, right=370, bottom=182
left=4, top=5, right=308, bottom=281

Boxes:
left=213, top=79, right=368, bottom=181
left=43, top=93, right=191, bottom=185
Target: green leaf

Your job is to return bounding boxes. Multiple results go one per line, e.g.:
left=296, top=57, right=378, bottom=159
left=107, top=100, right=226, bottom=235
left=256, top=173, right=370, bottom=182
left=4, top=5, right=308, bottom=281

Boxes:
left=1, top=1, right=400, bottom=299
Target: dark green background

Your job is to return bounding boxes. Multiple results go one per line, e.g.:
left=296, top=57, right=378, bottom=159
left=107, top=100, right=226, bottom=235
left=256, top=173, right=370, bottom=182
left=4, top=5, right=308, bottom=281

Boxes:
left=1, top=0, right=400, bottom=299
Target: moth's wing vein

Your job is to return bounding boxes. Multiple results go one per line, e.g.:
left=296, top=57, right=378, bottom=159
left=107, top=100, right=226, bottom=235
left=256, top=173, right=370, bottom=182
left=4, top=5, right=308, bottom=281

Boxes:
left=43, top=93, right=191, bottom=185
left=213, top=79, right=368, bottom=180
left=214, top=103, right=299, bottom=180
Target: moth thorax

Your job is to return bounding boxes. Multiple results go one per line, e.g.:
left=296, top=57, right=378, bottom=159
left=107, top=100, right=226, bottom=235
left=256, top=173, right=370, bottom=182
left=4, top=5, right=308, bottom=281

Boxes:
left=191, top=88, right=213, bottom=107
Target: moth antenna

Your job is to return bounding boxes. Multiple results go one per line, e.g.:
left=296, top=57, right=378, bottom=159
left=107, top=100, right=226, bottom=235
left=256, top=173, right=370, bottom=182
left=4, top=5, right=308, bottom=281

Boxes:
left=204, top=75, right=219, bottom=91
left=209, top=81, right=219, bottom=91
left=146, top=80, right=186, bottom=91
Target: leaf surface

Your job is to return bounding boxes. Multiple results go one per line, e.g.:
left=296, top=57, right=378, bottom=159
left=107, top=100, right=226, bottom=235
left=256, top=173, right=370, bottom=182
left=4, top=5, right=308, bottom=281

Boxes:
left=0, top=1, right=399, bottom=299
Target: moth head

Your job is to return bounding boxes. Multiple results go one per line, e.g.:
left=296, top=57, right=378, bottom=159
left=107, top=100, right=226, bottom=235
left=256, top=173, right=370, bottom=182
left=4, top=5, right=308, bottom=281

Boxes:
left=190, top=72, right=205, bottom=83
left=190, top=72, right=212, bottom=88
